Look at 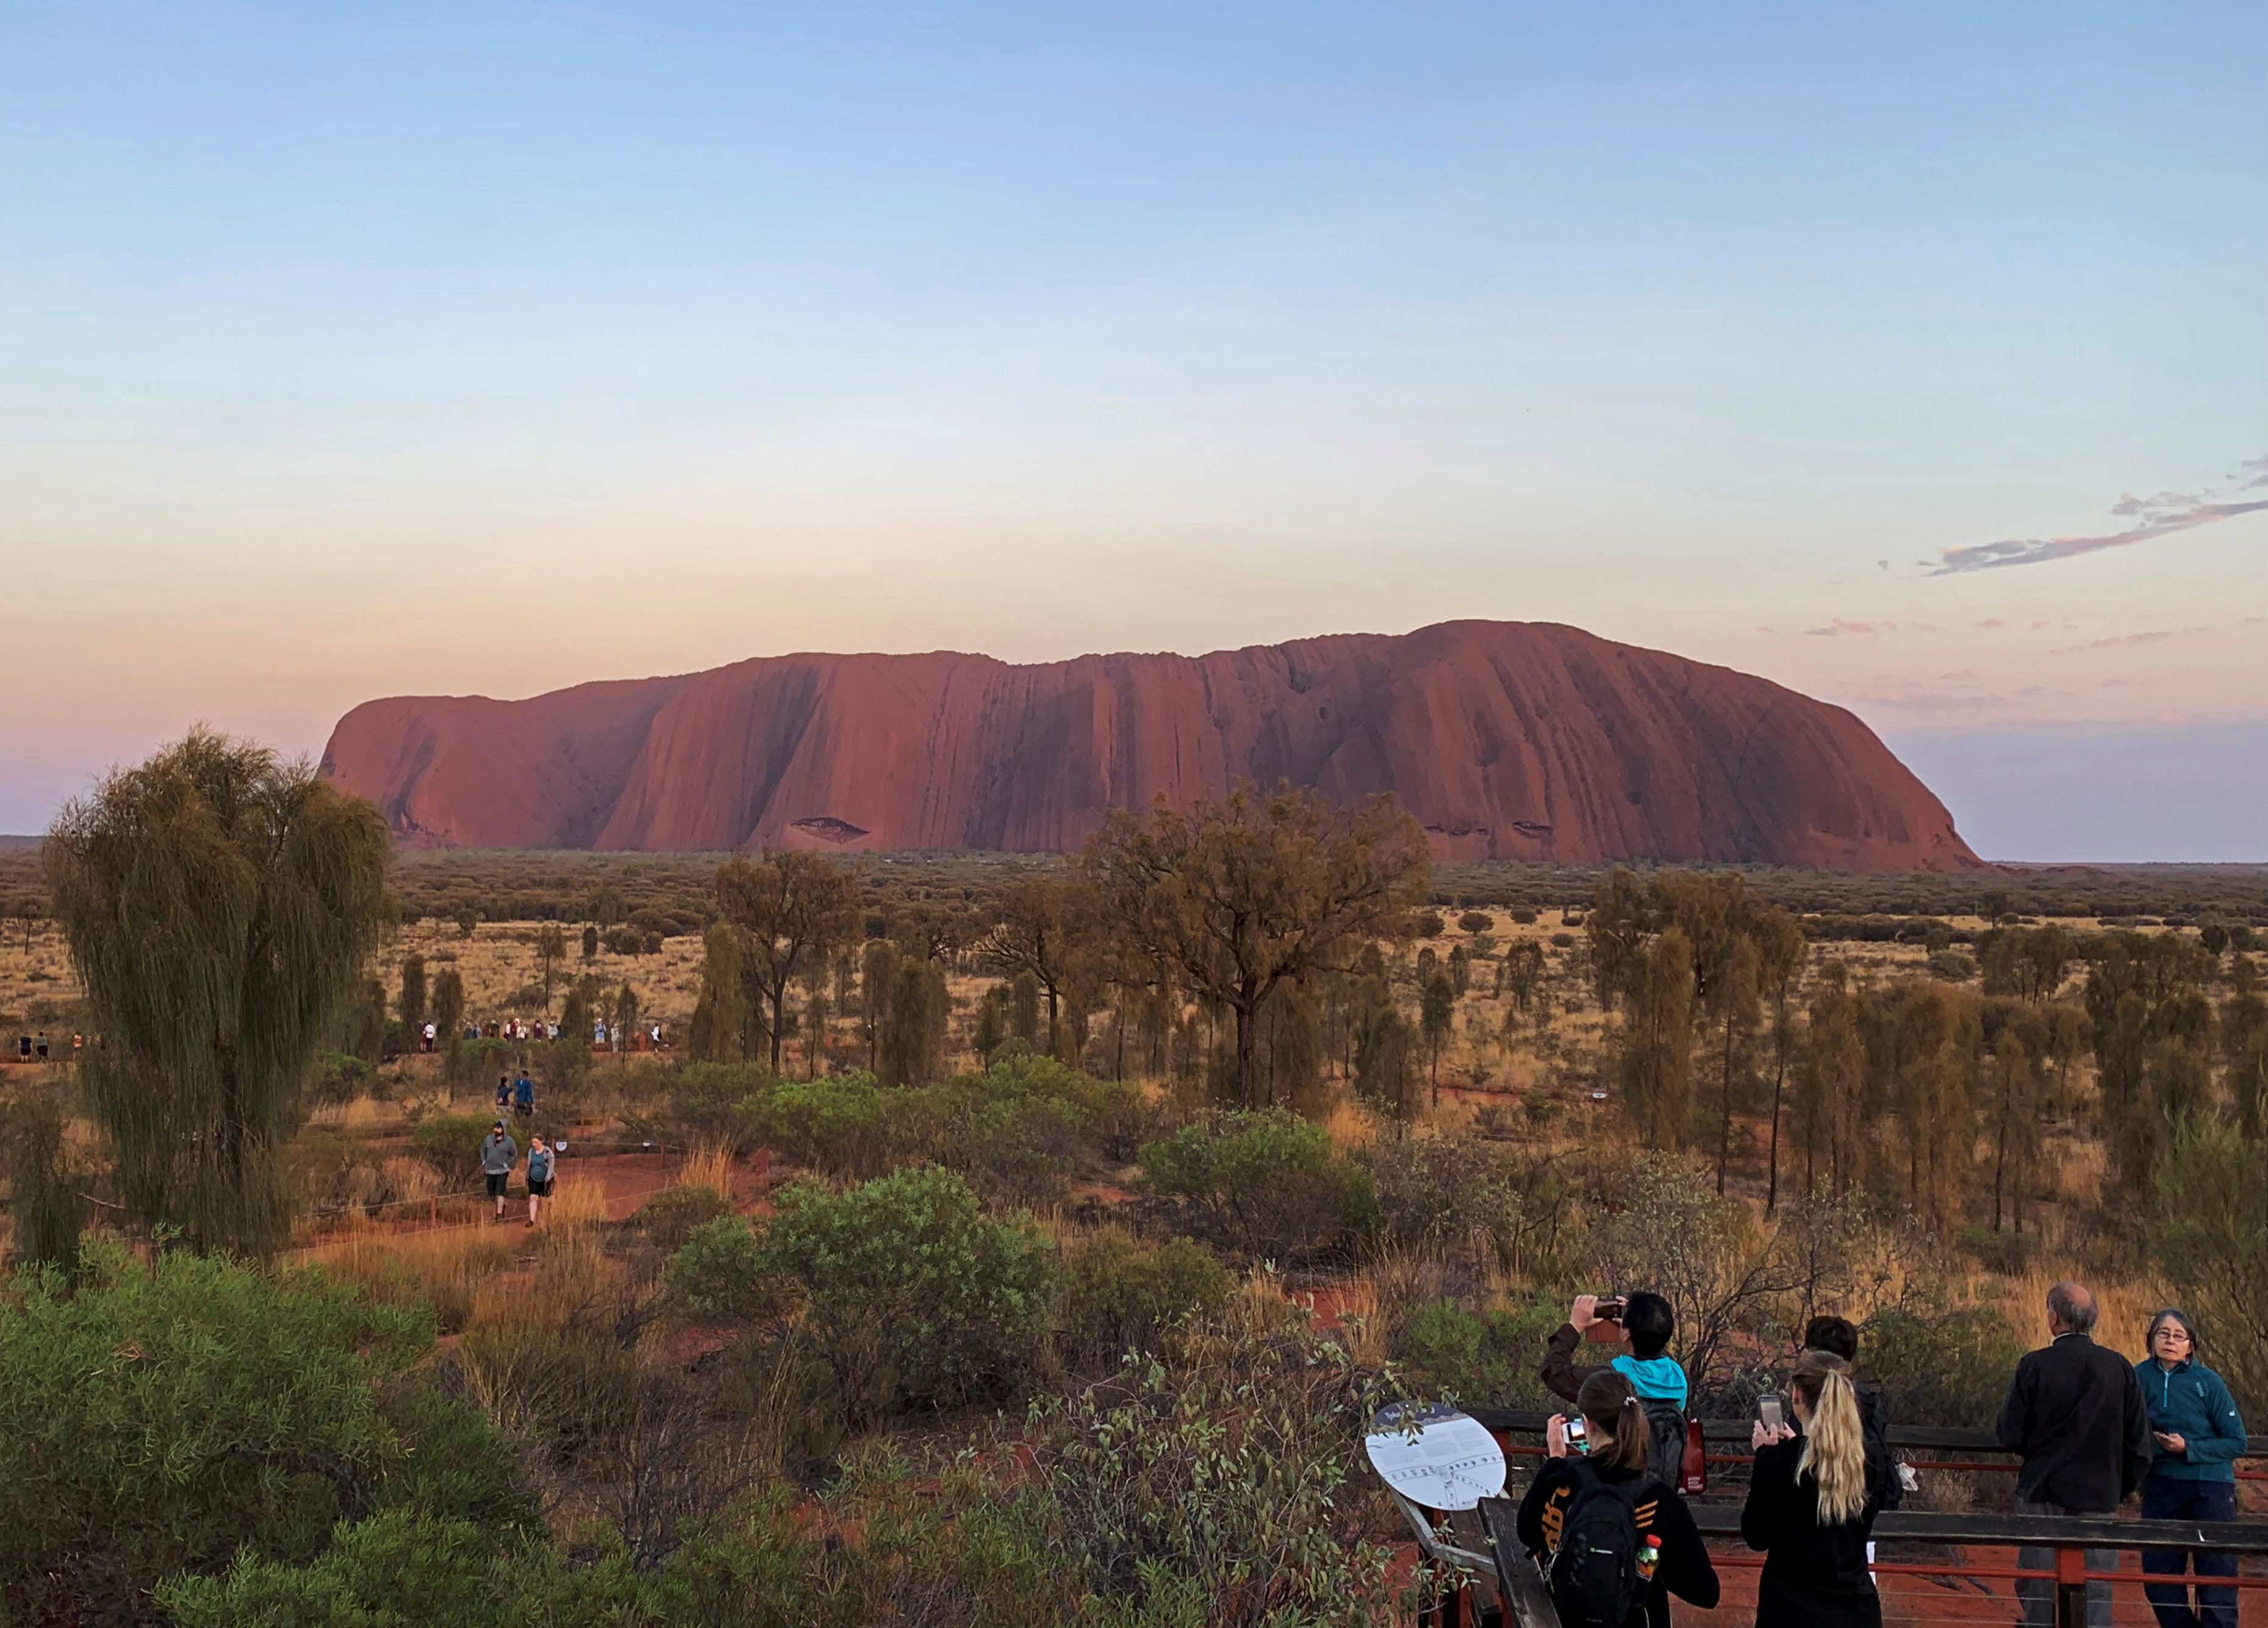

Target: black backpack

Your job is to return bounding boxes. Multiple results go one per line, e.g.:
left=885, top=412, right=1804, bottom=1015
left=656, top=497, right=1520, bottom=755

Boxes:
left=1548, top=1461, right=1651, bottom=1628
left=1638, top=1397, right=1687, bottom=1488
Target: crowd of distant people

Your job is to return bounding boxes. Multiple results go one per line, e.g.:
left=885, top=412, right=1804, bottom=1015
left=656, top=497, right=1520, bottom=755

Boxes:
left=1511, top=1280, right=2245, bottom=1628
left=411, top=1016, right=667, bottom=1052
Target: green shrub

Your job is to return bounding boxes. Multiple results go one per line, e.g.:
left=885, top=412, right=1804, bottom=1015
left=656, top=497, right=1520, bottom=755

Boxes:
left=0, top=1241, right=526, bottom=1615
left=306, top=1050, right=375, bottom=1106
left=633, top=1182, right=739, bottom=1252
left=1457, top=911, right=1493, bottom=934
left=665, top=1216, right=788, bottom=1323
left=755, top=1166, right=1058, bottom=1419
left=1019, top=1330, right=1423, bottom=1625
left=411, top=1113, right=500, bottom=1183
left=1860, top=1307, right=2026, bottom=1428
left=1138, top=1111, right=1373, bottom=1262
left=1391, top=1297, right=1562, bottom=1411
left=739, top=1074, right=889, bottom=1176
left=1059, top=1230, right=1231, bottom=1360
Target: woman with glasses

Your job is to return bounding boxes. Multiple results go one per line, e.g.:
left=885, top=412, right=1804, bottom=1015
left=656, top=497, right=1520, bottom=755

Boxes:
left=2134, top=1308, right=2245, bottom=1628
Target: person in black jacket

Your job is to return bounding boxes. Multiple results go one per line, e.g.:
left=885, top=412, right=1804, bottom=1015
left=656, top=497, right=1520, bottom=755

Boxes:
left=1516, top=1370, right=1720, bottom=1628
left=1995, top=1280, right=2153, bottom=1628
left=1743, top=1350, right=1884, bottom=1628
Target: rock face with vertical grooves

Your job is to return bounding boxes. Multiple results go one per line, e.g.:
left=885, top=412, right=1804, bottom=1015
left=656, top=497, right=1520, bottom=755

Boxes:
left=318, top=620, right=1980, bottom=870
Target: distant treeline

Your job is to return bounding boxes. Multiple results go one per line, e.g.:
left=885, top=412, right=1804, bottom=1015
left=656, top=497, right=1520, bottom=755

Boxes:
left=4, top=844, right=2265, bottom=931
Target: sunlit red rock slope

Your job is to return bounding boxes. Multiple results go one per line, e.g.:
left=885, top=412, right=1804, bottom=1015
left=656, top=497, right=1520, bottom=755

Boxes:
left=319, top=620, right=1979, bottom=870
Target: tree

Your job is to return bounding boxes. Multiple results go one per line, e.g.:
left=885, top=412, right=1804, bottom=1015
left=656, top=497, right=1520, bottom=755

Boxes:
left=612, top=983, right=641, bottom=1060
left=581, top=923, right=600, bottom=961
left=688, top=922, right=749, bottom=1063
left=1753, top=909, right=1807, bottom=1215
left=1419, top=969, right=1455, bottom=1102
left=398, top=953, right=428, bottom=1040
left=977, top=878, right=1100, bottom=1061
left=45, top=731, right=392, bottom=1254
left=454, top=905, right=478, bottom=939
left=432, top=967, right=466, bottom=1067
left=532, top=923, right=567, bottom=1010
left=1986, top=1017, right=2044, bottom=1235
left=1617, top=927, right=1694, bottom=1150
left=1794, top=965, right=1869, bottom=1197
left=715, top=850, right=858, bottom=1072
left=859, top=939, right=899, bottom=1071
left=1087, top=784, right=1429, bottom=1110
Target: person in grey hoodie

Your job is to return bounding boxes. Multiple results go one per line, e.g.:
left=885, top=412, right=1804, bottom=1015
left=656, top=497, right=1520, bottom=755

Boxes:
left=479, top=1121, right=519, bottom=1221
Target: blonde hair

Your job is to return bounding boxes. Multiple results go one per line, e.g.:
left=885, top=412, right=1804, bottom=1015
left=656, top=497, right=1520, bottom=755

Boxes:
left=1791, top=1350, right=1867, bottom=1525
left=1575, top=1370, right=1651, bottom=1474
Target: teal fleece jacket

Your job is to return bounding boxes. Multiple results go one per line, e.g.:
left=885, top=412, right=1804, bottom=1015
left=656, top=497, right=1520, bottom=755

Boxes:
left=2134, top=1357, right=2246, bottom=1484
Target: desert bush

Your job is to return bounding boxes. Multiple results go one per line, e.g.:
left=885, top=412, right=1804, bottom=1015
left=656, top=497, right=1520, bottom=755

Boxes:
left=666, top=1216, right=789, bottom=1323
left=1457, top=911, right=1493, bottom=934
left=2151, top=1113, right=2268, bottom=1418
left=1360, top=1137, right=1568, bottom=1282
left=738, top=1074, right=890, bottom=1176
left=305, top=1050, right=375, bottom=1107
left=0, top=1239, right=526, bottom=1616
left=1137, top=1110, right=1373, bottom=1263
left=1859, top=1307, right=2027, bottom=1428
left=657, top=1063, right=775, bottom=1152
left=634, top=1183, right=738, bottom=1253
left=670, top=1167, right=1058, bottom=1421
left=1391, top=1297, right=1563, bottom=1411
left=1510, top=907, right=1539, bottom=926
left=761, top=1166, right=1058, bottom=1418
left=1016, top=1325, right=1424, bottom=1626
left=1058, top=1230, right=1232, bottom=1362
left=412, top=1113, right=501, bottom=1185
left=450, top=1317, right=642, bottom=1466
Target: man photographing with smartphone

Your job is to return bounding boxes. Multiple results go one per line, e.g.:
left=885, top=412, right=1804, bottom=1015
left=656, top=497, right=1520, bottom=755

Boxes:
left=1544, top=1291, right=1693, bottom=1489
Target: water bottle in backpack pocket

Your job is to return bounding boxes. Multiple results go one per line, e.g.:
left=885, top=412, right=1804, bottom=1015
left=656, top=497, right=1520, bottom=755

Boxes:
left=1547, top=1461, right=1656, bottom=1628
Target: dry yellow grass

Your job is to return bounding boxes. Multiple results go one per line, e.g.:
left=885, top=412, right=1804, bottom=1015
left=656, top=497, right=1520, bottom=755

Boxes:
left=675, top=1141, right=736, bottom=1203
left=306, top=1093, right=386, bottom=1132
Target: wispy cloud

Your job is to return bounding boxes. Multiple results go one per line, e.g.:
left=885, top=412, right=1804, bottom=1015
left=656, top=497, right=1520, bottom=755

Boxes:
left=2049, top=626, right=2211, bottom=656
left=1933, top=453, right=2268, bottom=574
left=1806, top=617, right=1882, bottom=636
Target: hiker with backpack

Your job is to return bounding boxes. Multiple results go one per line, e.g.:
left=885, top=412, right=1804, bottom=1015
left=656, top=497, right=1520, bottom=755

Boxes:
left=1742, top=1349, right=1886, bottom=1627
left=1543, top=1293, right=1696, bottom=1490
left=1516, top=1371, right=1719, bottom=1628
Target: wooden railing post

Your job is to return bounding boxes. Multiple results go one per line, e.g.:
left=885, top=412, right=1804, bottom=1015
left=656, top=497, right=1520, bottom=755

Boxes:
left=2054, top=1541, right=2087, bottom=1628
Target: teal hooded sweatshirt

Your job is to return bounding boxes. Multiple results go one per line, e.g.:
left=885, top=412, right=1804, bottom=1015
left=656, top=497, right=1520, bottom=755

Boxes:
left=2134, top=1357, right=2245, bottom=1484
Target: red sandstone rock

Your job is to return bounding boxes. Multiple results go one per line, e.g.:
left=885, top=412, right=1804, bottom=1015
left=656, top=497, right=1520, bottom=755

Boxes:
left=320, top=621, right=1980, bottom=870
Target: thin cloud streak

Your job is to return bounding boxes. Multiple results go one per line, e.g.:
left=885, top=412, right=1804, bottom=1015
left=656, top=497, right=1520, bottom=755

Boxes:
left=1933, top=453, right=2268, bottom=574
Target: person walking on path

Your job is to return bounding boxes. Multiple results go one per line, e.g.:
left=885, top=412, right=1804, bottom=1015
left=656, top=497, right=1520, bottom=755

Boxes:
left=523, top=1136, right=555, bottom=1227
left=496, top=1074, right=512, bottom=1112
left=1742, top=1350, right=1885, bottom=1628
left=479, top=1121, right=519, bottom=1222
left=512, top=1073, right=535, bottom=1121
left=2134, top=1308, right=2245, bottom=1628
left=1996, top=1280, right=2153, bottom=1628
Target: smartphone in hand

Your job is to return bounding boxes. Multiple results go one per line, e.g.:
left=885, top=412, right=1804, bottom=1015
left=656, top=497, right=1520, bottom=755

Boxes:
left=1758, top=1395, right=1784, bottom=1433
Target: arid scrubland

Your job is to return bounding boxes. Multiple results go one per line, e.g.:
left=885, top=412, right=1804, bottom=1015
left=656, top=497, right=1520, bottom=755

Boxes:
left=4, top=795, right=2265, bottom=1626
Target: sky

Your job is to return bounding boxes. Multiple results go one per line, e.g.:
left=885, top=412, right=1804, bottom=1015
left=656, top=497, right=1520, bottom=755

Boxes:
left=3, top=1, right=2263, bottom=859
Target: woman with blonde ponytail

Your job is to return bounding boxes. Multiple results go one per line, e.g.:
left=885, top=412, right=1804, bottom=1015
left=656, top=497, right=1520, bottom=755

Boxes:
left=1741, top=1350, right=1885, bottom=1626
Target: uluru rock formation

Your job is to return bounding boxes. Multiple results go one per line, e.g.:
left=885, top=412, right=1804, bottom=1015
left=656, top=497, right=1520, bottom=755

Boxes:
left=319, top=620, right=1980, bottom=871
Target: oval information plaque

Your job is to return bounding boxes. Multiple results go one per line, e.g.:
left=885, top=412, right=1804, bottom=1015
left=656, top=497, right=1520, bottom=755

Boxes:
left=1365, top=1401, right=1507, bottom=1511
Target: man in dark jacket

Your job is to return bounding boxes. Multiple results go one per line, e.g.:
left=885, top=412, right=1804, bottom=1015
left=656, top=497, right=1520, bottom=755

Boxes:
left=1995, top=1281, right=2152, bottom=1628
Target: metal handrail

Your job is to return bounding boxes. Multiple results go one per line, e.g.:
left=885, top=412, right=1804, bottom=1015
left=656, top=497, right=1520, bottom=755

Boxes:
left=1466, top=1406, right=2268, bottom=1457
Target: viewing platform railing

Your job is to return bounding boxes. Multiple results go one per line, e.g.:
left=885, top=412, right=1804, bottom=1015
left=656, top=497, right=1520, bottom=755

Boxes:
left=1400, top=1410, right=2268, bottom=1628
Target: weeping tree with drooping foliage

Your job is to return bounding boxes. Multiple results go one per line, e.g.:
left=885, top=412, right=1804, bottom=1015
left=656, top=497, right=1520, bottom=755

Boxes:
left=45, top=730, right=393, bottom=1256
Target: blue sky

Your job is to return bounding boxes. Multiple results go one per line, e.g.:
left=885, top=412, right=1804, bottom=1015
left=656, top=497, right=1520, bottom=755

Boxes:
left=4, top=1, right=2263, bottom=856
